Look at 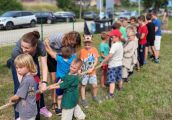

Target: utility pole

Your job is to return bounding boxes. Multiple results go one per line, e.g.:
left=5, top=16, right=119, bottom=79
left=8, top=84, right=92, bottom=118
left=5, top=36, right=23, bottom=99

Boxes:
left=79, top=0, right=83, bottom=20
left=138, top=0, right=141, bottom=16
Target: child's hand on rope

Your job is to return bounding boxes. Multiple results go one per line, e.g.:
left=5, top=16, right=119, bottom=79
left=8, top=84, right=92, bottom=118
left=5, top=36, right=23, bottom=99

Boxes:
left=87, top=67, right=95, bottom=74
left=78, top=69, right=83, bottom=76
left=100, top=62, right=104, bottom=68
left=48, top=80, right=63, bottom=90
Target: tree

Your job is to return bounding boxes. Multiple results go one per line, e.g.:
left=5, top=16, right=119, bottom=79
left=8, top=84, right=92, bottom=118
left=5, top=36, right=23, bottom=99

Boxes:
left=0, top=0, right=23, bottom=14
left=56, top=0, right=81, bottom=18
left=56, top=0, right=74, bottom=10
left=121, top=0, right=130, bottom=7
left=143, top=0, right=168, bottom=11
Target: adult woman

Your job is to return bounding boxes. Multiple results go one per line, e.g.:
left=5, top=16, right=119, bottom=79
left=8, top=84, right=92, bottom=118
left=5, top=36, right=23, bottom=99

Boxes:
left=46, top=31, right=81, bottom=115
left=11, top=31, right=52, bottom=120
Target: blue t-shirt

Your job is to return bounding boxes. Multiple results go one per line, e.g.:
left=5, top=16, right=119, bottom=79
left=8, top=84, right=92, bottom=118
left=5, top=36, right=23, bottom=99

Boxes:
left=152, top=19, right=161, bottom=36
left=56, top=54, right=76, bottom=78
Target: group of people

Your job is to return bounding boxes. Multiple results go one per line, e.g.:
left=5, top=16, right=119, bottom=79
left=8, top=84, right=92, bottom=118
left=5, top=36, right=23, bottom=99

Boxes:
left=98, top=10, right=162, bottom=99
left=8, top=10, right=163, bottom=120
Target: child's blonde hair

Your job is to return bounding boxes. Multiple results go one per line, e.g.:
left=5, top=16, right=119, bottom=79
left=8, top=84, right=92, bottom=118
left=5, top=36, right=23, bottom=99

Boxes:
left=14, top=54, right=37, bottom=74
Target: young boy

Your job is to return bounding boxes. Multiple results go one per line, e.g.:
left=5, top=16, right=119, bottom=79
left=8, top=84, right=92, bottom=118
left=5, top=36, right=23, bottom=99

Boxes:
left=152, top=11, right=162, bottom=63
left=80, top=35, right=101, bottom=108
left=50, top=59, right=86, bottom=120
left=99, top=32, right=109, bottom=87
left=102, top=29, right=123, bottom=98
left=138, top=15, right=148, bottom=66
left=45, top=39, right=76, bottom=115
left=10, top=54, right=38, bottom=120
left=146, top=13, right=157, bottom=62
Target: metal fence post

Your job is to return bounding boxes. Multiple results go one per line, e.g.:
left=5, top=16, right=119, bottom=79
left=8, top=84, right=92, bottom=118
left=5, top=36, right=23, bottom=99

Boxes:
left=41, top=12, right=43, bottom=41
left=73, top=20, right=75, bottom=31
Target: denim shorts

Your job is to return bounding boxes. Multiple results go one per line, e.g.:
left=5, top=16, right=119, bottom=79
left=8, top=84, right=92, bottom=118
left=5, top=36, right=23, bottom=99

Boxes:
left=107, top=66, right=122, bottom=84
left=56, top=77, right=63, bottom=96
left=81, top=75, right=97, bottom=85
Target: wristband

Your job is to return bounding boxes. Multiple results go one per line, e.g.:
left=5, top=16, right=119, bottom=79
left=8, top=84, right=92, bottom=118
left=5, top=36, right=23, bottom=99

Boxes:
left=42, top=81, right=48, bottom=85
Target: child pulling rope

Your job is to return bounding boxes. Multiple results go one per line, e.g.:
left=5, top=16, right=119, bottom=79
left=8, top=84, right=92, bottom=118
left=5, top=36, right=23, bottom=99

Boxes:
left=0, top=63, right=103, bottom=111
left=0, top=81, right=63, bottom=111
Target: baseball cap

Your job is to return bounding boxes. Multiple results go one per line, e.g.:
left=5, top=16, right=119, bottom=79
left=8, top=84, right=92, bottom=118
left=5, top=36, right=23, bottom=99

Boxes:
left=109, top=29, right=122, bottom=38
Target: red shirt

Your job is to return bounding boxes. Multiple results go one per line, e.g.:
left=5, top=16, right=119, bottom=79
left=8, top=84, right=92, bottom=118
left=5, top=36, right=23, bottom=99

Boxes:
left=34, top=75, right=40, bottom=101
left=138, top=25, right=148, bottom=45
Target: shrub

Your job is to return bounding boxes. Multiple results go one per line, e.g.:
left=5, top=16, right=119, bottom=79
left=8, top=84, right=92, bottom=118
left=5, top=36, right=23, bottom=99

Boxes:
left=0, top=0, right=23, bottom=14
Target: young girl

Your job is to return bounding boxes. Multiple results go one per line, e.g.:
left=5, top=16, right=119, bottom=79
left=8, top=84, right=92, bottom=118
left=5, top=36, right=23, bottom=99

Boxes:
left=99, top=32, right=109, bottom=87
left=10, top=54, right=38, bottom=120
left=44, top=38, right=76, bottom=115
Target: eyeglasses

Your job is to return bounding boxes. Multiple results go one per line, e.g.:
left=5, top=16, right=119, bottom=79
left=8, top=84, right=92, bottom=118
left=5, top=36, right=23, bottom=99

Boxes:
left=127, top=34, right=135, bottom=38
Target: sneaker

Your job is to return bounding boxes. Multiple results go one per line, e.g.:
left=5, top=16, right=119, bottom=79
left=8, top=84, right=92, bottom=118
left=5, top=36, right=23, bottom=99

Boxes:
left=40, top=107, right=52, bottom=118
left=123, top=78, right=129, bottom=82
left=154, top=58, right=160, bottom=63
left=92, top=96, right=102, bottom=103
left=118, top=87, right=123, bottom=91
left=55, top=108, right=62, bottom=116
left=105, top=94, right=114, bottom=100
left=80, top=99, right=89, bottom=108
left=16, top=118, right=20, bottom=120
left=144, top=60, right=147, bottom=64
left=149, top=55, right=154, bottom=59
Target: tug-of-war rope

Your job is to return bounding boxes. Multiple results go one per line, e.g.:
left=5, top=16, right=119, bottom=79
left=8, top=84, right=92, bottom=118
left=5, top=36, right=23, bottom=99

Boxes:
left=0, top=63, right=102, bottom=111
left=0, top=80, right=63, bottom=111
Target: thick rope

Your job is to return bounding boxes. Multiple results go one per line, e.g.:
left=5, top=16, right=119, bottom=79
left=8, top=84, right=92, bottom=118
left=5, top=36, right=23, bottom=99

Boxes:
left=0, top=81, right=62, bottom=111
left=81, top=63, right=102, bottom=75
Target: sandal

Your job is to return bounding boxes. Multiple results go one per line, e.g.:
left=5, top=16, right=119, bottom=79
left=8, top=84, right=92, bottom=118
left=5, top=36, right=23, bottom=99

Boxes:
left=51, top=103, right=57, bottom=111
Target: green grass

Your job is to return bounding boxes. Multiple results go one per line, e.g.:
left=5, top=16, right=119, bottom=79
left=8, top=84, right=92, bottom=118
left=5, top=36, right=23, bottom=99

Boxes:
left=167, top=18, right=172, bottom=30
left=0, top=34, right=172, bottom=120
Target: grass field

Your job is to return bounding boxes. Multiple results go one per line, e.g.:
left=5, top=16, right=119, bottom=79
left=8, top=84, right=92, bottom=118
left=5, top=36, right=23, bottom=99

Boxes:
left=0, top=32, right=172, bottom=120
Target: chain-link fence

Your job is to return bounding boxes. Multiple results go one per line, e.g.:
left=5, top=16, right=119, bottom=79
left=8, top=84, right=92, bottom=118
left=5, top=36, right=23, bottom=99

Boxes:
left=0, top=21, right=88, bottom=66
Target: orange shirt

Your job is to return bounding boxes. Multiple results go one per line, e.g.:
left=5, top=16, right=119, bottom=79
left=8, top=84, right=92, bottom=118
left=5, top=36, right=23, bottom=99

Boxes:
left=80, top=47, right=99, bottom=75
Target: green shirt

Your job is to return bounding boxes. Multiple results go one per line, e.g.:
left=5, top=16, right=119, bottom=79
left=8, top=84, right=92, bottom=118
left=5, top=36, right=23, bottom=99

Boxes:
left=120, top=26, right=127, bottom=40
left=99, top=42, right=109, bottom=62
left=60, top=74, right=80, bottom=109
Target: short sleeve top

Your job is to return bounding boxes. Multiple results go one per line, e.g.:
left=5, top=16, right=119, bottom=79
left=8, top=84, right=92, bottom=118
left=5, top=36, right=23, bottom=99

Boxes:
left=152, top=19, right=162, bottom=36
left=138, top=25, right=148, bottom=45
left=16, top=75, right=37, bottom=119
left=56, top=54, right=76, bottom=78
left=80, top=47, right=99, bottom=75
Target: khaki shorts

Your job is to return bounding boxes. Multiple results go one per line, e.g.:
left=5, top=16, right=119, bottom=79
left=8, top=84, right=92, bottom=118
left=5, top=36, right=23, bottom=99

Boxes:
left=62, top=104, right=86, bottom=120
left=154, top=36, right=162, bottom=51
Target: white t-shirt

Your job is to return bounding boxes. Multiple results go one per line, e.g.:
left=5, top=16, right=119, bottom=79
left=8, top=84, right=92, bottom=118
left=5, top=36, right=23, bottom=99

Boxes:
left=108, top=42, right=123, bottom=68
